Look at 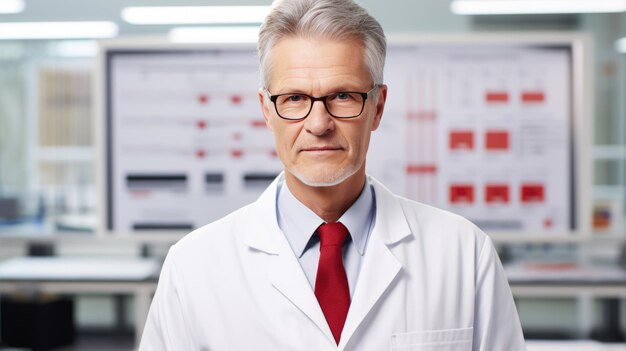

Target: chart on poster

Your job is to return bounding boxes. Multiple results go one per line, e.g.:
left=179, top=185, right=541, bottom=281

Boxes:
left=103, top=39, right=584, bottom=235
left=371, top=44, right=573, bottom=233
left=107, top=49, right=281, bottom=231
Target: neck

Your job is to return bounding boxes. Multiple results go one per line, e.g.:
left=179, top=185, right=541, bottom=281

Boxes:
left=285, top=168, right=366, bottom=223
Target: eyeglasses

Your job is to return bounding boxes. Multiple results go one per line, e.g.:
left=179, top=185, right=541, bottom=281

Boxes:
left=266, top=86, right=378, bottom=120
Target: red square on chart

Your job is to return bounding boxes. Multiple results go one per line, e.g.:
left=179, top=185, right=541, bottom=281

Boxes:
left=449, top=184, right=474, bottom=204
left=521, top=184, right=545, bottom=203
left=485, top=131, right=509, bottom=150
left=449, top=131, right=474, bottom=150
left=485, top=184, right=509, bottom=204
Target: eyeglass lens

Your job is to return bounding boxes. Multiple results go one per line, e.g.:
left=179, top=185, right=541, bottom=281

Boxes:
left=275, top=92, right=365, bottom=119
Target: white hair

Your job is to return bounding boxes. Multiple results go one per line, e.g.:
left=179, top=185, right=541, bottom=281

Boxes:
left=258, top=0, right=386, bottom=89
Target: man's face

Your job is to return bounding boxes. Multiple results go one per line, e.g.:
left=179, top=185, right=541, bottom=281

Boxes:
left=259, top=37, right=387, bottom=187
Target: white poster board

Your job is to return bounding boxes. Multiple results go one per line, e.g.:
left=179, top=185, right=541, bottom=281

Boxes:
left=103, top=46, right=280, bottom=232
left=98, top=35, right=591, bottom=238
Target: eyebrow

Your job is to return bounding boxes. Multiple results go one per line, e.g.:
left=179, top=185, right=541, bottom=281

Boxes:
left=273, top=86, right=369, bottom=95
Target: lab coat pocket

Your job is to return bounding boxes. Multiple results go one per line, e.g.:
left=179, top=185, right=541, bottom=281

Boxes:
left=391, top=327, right=473, bottom=350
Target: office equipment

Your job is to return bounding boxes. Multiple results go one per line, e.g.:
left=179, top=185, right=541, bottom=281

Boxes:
left=1, top=295, right=74, bottom=351
left=98, top=34, right=591, bottom=239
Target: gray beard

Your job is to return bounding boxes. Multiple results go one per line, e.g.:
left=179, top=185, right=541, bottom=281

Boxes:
left=286, top=163, right=359, bottom=187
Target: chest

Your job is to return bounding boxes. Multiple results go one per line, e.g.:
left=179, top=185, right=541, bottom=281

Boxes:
left=177, top=240, right=477, bottom=350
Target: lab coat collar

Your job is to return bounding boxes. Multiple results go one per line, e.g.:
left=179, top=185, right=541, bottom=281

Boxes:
left=241, top=173, right=283, bottom=255
left=243, top=173, right=411, bottom=252
left=243, top=173, right=413, bottom=349
left=277, top=177, right=374, bottom=258
left=365, top=175, right=412, bottom=245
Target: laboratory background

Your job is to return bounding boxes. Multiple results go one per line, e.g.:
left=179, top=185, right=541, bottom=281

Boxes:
left=0, top=0, right=625, bottom=350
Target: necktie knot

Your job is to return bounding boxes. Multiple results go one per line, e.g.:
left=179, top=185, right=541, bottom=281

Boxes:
left=317, top=222, right=349, bottom=248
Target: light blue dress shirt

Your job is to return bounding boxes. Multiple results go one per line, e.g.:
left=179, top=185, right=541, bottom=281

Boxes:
left=276, top=177, right=376, bottom=297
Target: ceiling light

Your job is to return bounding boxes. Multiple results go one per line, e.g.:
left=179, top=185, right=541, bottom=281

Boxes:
left=169, top=26, right=260, bottom=43
left=0, top=0, right=24, bottom=14
left=122, top=6, right=270, bottom=25
left=0, top=22, right=118, bottom=40
left=451, top=0, right=626, bottom=15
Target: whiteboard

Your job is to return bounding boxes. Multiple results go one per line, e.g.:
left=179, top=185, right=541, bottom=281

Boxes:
left=97, top=34, right=591, bottom=239
left=103, top=47, right=280, bottom=233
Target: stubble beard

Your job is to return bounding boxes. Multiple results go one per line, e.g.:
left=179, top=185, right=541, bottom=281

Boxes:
left=287, top=162, right=359, bottom=187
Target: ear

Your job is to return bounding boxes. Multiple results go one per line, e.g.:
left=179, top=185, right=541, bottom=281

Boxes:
left=258, top=88, right=273, bottom=131
left=371, top=84, right=387, bottom=131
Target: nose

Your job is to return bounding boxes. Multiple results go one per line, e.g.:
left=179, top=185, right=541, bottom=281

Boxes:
left=304, top=100, right=335, bottom=136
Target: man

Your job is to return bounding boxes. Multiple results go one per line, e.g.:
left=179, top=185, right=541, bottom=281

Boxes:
left=139, top=0, right=526, bottom=350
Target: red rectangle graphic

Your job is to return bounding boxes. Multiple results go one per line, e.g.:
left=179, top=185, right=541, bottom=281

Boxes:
left=449, top=184, right=474, bottom=204
left=485, top=91, right=509, bottom=103
left=485, top=130, right=509, bottom=151
left=521, top=91, right=545, bottom=103
left=449, top=131, right=474, bottom=150
left=485, top=184, right=509, bottom=204
left=521, top=184, right=545, bottom=203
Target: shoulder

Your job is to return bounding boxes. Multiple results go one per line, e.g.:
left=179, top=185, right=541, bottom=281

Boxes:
left=370, top=176, right=489, bottom=256
left=168, top=202, right=256, bottom=261
left=165, top=174, right=281, bottom=267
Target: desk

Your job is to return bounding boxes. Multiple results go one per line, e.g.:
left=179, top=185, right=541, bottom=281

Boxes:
left=0, top=257, right=160, bottom=346
left=3, top=258, right=626, bottom=348
left=507, top=264, right=626, bottom=342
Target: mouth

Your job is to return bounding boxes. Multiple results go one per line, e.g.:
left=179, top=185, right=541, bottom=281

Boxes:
left=300, top=146, right=344, bottom=153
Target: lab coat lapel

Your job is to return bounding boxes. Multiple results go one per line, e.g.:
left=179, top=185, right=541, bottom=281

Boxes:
left=243, top=174, right=335, bottom=344
left=339, top=177, right=411, bottom=350
left=268, top=242, right=334, bottom=343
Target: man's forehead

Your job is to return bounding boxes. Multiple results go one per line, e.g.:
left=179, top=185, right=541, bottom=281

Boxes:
left=267, top=36, right=370, bottom=90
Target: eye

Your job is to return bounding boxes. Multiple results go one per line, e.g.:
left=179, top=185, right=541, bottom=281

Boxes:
left=336, top=92, right=351, bottom=100
left=288, top=95, right=303, bottom=102
left=329, top=92, right=358, bottom=103
left=278, top=94, right=308, bottom=104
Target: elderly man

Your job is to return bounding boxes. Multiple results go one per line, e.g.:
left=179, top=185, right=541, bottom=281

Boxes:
left=139, top=0, right=526, bottom=350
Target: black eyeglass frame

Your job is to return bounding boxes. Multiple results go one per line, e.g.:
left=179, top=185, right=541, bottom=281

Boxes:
left=266, top=86, right=378, bottom=121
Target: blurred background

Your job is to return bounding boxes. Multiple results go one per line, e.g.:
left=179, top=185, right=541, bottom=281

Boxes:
left=0, top=0, right=625, bottom=350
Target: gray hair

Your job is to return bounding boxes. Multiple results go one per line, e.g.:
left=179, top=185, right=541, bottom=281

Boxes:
left=258, top=0, right=386, bottom=89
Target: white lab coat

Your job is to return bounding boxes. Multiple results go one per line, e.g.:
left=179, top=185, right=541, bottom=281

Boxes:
left=139, top=175, right=526, bottom=350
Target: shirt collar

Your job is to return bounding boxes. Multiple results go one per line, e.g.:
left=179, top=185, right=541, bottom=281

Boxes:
left=276, top=176, right=375, bottom=258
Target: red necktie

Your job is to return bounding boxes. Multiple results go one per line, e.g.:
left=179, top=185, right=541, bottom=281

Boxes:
left=314, top=222, right=350, bottom=345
